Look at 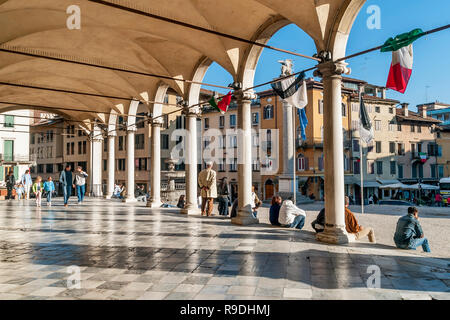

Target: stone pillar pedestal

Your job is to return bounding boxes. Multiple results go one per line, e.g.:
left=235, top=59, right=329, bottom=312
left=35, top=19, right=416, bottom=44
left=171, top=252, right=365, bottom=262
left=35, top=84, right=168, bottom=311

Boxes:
left=148, top=119, right=163, bottom=208
left=123, top=127, right=137, bottom=203
left=315, top=61, right=351, bottom=244
left=231, top=89, right=259, bottom=226
left=181, top=105, right=201, bottom=215
left=104, top=133, right=116, bottom=199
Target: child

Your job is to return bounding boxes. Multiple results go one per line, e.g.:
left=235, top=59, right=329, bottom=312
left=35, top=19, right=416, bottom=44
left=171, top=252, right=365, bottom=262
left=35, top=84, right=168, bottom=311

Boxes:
left=15, top=184, right=24, bottom=200
left=43, top=176, right=55, bottom=206
left=32, top=176, right=44, bottom=207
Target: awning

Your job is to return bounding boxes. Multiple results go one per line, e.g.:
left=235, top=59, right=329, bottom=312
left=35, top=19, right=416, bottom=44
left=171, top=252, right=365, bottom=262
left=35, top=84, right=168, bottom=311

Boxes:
left=355, top=181, right=380, bottom=188
left=344, top=176, right=357, bottom=185
left=377, top=179, right=400, bottom=185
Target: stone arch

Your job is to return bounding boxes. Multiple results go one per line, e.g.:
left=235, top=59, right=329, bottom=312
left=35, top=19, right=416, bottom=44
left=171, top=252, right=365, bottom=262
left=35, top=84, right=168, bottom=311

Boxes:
left=238, top=16, right=291, bottom=89
left=187, top=57, right=214, bottom=108
left=327, top=0, right=367, bottom=59
left=151, top=83, right=170, bottom=119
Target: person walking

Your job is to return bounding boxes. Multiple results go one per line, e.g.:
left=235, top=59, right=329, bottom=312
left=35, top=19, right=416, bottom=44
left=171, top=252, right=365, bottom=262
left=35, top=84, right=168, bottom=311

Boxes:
left=394, top=207, right=431, bottom=252
left=198, top=161, right=217, bottom=216
left=73, top=166, right=88, bottom=204
left=5, top=171, right=15, bottom=200
left=21, top=169, right=32, bottom=200
left=435, top=193, right=442, bottom=207
left=43, top=176, right=55, bottom=206
left=59, top=165, right=73, bottom=207
left=217, top=177, right=231, bottom=216
left=32, top=176, right=44, bottom=207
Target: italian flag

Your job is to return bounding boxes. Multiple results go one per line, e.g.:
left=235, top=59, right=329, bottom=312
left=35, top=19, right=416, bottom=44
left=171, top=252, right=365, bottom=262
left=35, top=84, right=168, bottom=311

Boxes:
left=381, top=29, right=425, bottom=93
left=208, top=91, right=232, bottom=114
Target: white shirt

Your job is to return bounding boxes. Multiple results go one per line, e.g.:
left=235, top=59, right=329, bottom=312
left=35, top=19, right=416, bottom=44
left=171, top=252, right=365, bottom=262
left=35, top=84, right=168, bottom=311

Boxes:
left=278, top=200, right=306, bottom=225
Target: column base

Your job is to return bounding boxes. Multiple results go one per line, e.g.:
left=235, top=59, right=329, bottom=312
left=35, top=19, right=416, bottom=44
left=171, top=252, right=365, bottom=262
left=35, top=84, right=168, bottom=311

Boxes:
left=181, top=205, right=201, bottom=215
left=104, top=194, right=112, bottom=200
left=147, top=200, right=162, bottom=208
left=122, top=197, right=137, bottom=203
left=231, top=209, right=259, bottom=226
left=316, top=225, right=350, bottom=245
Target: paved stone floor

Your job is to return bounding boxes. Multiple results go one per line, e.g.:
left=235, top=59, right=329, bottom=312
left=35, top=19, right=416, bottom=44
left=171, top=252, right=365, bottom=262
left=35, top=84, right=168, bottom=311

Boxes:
left=0, top=198, right=449, bottom=300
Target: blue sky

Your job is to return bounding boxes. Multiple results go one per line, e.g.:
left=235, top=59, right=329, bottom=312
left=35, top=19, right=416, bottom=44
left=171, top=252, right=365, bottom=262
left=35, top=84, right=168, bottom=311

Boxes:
left=203, top=0, right=450, bottom=111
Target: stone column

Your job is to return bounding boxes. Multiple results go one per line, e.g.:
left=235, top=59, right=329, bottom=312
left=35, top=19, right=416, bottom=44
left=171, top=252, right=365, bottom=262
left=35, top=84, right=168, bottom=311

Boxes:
left=316, top=61, right=350, bottom=244
left=182, top=105, right=201, bottom=214
left=90, top=127, right=103, bottom=197
left=278, top=100, right=295, bottom=198
left=147, top=119, right=163, bottom=208
left=232, top=89, right=259, bottom=225
left=104, top=133, right=116, bottom=199
left=123, top=126, right=137, bottom=203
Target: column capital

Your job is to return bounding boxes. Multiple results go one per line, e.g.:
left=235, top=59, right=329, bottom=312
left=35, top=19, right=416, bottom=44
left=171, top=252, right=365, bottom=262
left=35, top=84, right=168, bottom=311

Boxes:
left=107, top=131, right=117, bottom=137
left=89, top=133, right=104, bottom=142
left=234, top=89, right=257, bottom=103
left=314, top=61, right=351, bottom=79
left=182, top=104, right=201, bottom=117
left=126, top=124, right=137, bottom=133
left=150, top=118, right=164, bottom=127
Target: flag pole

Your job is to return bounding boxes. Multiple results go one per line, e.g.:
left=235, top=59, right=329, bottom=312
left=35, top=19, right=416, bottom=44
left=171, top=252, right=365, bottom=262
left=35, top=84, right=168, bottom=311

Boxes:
left=292, top=105, right=297, bottom=204
left=359, top=85, right=365, bottom=214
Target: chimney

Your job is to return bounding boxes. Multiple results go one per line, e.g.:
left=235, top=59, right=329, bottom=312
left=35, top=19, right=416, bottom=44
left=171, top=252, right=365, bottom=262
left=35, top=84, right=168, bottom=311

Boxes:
left=417, top=105, right=427, bottom=118
left=381, top=88, right=387, bottom=99
left=401, top=103, right=409, bottom=117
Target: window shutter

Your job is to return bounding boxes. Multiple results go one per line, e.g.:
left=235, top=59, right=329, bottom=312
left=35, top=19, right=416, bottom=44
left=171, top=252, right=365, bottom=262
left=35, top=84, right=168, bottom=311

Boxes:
left=438, top=146, right=442, bottom=157
left=13, top=166, right=18, bottom=181
left=0, top=166, right=3, bottom=181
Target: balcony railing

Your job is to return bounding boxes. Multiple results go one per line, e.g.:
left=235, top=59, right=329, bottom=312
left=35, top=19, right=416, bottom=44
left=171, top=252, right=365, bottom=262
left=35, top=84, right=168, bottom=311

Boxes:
left=411, top=152, right=428, bottom=160
left=0, top=154, right=37, bottom=163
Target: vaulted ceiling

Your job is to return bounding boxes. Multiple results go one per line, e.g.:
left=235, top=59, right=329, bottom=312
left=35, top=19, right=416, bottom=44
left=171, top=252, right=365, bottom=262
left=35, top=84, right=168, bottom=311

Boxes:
left=0, top=0, right=366, bottom=126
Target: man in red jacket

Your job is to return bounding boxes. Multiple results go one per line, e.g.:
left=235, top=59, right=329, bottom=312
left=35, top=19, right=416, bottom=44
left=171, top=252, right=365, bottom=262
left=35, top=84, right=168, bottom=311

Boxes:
left=345, top=196, right=376, bottom=243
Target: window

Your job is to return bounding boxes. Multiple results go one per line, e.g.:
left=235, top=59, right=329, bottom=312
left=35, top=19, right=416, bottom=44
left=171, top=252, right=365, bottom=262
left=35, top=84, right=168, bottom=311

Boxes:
left=229, top=135, right=237, bottom=148
left=438, top=165, right=444, bottom=178
left=31, top=133, right=35, bottom=144
left=204, top=118, right=209, bottom=130
left=352, top=120, right=359, bottom=130
left=375, top=106, right=380, bottom=113
left=389, top=142, right=395, bottom=154
left=352, top=140, right=360, bottom=152
left=342, top=103, right=347, bottom=117
left=3, top=115, right=14, bottom=128
left=367, top=161, right=375, bottom=174
left=82, top=141, right=86, bottom=154
left=390, top=161, right=396, bottom=175
left=161, top=134, right=169, bottom=150
left=417, top=125, right=422, bottom=133
left=118, top=159, right=126, bottom=171
left=118, top=136, right=124, bottom=151
left=137, top=158, right=147, bottom=171
left=353, top=160, right=360, bottom=174
left=103, top=159, right=107, bottom=171
left=431, top=164, right=437, bottom=178
left=135, top=134, right=145, bottom=150
left=252, top=159, right=260, bottom=171
left=46, top=164, right=53, bottom=174
left=297, top=155, right=308, bottom=172
left=37, top=164, right=44, bottom=173
left=229, top=114, right=236, bottom=127
left=252, top=112, right=259, bottom=125
left=136, top=113, right=145, bottom=128
left=162, top=114, right=169, bottom=129
left=389, top=107, right=393, bottom=114
left=176, top=116, right=184, bottom=129
left=376, top=161, right=383, bottom=175
left=219, top=116, right=225, bottom=128
left=78, top=141, right=82, bottom=154
left=375, top=141, right=382, bottom=153
left=218, top=135, right=226, bottom=149
left=410, top=125, right=415, bottom=132
left=264, top=105, right=274, bottom=119
left=218, top=159, right=225, bottom=172
left=229, top=158, right=237, bottom=171
left=397, top=124, right=402, bottom=131
left=318, top=100, right=324, bottom=114
left=318, top=155, right=324, bottom=171
left=397, top=143, right=405, bottom=156
left=388, top=122, right=395, bottom=131
left=375, top=120, right=381, bottom=131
